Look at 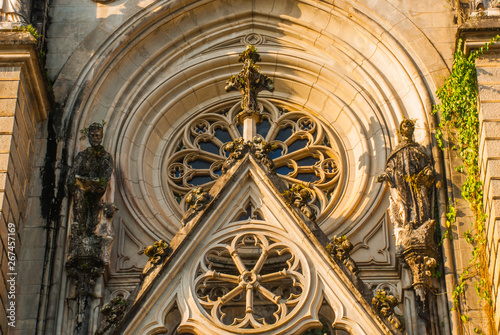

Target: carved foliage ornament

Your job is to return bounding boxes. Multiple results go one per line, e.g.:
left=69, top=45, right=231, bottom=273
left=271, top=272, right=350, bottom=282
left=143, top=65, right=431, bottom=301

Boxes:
left=141, top=240, right=171, bottom=275
left=194, top=233, right=308, bottom=331
left=165, top=101, right=342, bottom=219
left=372, top=289, right=404, bottom=331
left=225, top=45, right=274, bottom=119
left=325, top=235, right=358, bottom=274
left=283, top=183, right=317, bottom=221
left=221, top=136, right=278, bottom=173
left=95, top=295, right=128, bottom=335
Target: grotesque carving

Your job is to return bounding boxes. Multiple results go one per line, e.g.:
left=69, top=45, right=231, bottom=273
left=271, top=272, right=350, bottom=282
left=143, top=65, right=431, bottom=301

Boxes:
left=326, top=235, right=358, bottom=274
left=141, top=240, right=171, bottom=275
left=95, top=295, right=128, bottom=335
left=377, top=119, right=434, bottom=249
left=225, top=45, right=274, bottom=119
left=372, top=289, right=404, bottom=331
left=68, top=122, right=113, bottom=236
left=283, top=183, right=317, bottom=221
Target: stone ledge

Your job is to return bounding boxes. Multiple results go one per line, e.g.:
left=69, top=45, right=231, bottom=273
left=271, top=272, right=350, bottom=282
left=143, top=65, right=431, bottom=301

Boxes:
left=0, top=31, right=51, bottom=121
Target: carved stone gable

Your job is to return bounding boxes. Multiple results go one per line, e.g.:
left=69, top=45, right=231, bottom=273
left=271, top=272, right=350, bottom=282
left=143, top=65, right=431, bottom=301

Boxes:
left=112, top=154, right=391, bottom=334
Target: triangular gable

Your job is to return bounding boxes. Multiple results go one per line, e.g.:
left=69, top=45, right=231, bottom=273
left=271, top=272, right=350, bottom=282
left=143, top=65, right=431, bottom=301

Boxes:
left=114, top=154, right=392, bottom=335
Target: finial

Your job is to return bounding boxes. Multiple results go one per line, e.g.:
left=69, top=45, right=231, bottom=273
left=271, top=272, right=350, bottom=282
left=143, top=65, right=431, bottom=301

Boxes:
left=225, top=45, right=274, bottom=126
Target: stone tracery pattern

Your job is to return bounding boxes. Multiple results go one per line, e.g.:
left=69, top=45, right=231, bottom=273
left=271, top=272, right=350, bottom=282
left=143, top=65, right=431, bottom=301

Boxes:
left=165, top=100, right=342, bottom=219
left=194, top=233, right=307, bottom=331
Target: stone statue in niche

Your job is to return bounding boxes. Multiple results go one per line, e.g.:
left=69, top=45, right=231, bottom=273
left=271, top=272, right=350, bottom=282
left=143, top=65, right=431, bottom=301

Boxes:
left=0, top=0, right=29, bottom=24
left=378, top=119, right=438, bottom=306
left=66, top=122, right=114, bottom=335
left=68, top=122, right=113, bottom=235
left=0, top=0, right=28, bottom=23
left=377, top=119, right=434, bottom=250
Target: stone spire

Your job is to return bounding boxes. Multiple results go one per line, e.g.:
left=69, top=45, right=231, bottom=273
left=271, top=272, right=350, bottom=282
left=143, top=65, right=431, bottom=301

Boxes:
left=225, top=45, right=274, bottom=141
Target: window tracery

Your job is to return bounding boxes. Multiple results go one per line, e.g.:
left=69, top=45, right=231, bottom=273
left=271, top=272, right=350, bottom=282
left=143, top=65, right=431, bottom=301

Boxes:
left=164, top=99, right=343, bottom=219
left=194, top=233, right=308, bottom=331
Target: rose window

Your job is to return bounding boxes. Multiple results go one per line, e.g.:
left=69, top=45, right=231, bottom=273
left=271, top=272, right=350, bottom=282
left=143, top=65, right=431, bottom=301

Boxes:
left=164, top=99, right=343, bottom=219
left=194, top=233, right=307, bottom=331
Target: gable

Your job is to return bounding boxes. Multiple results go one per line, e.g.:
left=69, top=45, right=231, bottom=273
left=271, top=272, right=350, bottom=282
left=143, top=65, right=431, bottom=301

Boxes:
left=117, top=155, right=390, bottom=334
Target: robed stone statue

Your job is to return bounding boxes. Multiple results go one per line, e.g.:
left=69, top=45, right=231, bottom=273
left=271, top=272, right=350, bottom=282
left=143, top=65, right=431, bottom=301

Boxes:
left=377, top=119, right=434, bottom=250
left=68, top=122, right=113, bottom=235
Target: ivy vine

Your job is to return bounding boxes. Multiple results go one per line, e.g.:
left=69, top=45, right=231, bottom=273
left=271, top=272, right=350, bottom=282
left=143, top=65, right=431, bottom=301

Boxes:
left=433, top=36, right=499, bottom=331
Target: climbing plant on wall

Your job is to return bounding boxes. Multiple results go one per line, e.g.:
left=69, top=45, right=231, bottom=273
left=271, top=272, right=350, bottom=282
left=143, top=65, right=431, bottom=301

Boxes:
left=433, top=36, right=499, bottom=332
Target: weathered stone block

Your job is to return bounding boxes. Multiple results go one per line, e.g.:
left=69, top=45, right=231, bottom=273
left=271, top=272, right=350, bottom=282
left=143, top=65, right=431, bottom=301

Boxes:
left=479, top=84, right=500, bottom=102
left=0, top=172, right=6, bottom=191
left=0, top=67, right=21, bottom=79
left=0, top=98, right=17, bottom=116
left=482, top=121, right=500, bottom=139
left=0, top=80, right=19, bottom=98
left=0, top=116, right=14, bottom=134
left=478, top=67, right=500, bottom=84
left=0, top=135, right=11, bottom=152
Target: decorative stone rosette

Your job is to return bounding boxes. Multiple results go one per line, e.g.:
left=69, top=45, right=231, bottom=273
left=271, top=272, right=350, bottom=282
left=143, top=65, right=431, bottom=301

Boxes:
left=194, top=233, right=309, bottom=331
left=164, top=99, right=343, bottom=220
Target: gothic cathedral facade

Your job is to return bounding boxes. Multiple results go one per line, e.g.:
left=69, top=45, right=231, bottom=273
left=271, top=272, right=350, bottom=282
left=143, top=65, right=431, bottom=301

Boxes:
left=1, top=0, right=500, bottom=334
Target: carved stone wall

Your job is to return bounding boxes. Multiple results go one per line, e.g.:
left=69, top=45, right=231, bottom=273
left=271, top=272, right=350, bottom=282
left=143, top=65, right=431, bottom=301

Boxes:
left=7, top=0, right=469, bottom=334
